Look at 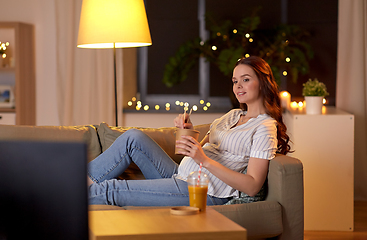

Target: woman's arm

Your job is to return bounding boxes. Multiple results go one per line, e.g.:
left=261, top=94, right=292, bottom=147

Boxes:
left=203, top=156, right=269, bottom=196
left=176, top=135, right=269, bottom=196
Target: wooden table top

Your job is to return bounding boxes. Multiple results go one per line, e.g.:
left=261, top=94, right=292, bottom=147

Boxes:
left=89, top=207, right=247, bottom=240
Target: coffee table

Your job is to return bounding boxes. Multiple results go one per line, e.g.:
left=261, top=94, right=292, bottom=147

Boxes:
left=89, top=207, right=247, bottom=240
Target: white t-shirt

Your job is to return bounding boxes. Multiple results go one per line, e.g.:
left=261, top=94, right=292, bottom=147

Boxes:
left=175, top=109, right=278, bottom=198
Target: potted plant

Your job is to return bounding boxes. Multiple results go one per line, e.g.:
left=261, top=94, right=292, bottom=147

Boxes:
left=302, top=78, right=329, bottom=114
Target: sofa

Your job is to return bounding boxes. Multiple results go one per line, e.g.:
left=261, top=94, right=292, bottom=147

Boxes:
left=0, top=122, right=304, bottom=240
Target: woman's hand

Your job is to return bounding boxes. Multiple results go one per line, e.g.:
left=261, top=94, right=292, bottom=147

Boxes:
left=173, top=113, right=193, bottom=129
left=175, top=135, right=210, bottom=164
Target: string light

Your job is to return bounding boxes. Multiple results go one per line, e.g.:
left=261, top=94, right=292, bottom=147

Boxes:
left=285, top=57, right=291, bottom=62
left=233, top=29, right=237, bottom=34
left=126, top=97, right=217, bottom=112
left=283, top=71, right=288, bottom=76
left=212, top=46, right=217, bottom=51
left=245, top=33, right=250, bottom=38
left=249, top=38, right=253, bottom=42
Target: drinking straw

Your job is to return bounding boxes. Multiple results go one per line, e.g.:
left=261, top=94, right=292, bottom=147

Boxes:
left=197, top=162, right=203, bottom=186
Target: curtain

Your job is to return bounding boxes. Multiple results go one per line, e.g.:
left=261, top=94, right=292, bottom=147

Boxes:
left=337, top=0, right=367, bottom=200
left=54, top=0, right=123, bottom=126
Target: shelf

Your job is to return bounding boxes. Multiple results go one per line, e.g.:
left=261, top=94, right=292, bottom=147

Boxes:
left=0, top=108, right=15, bottom=113
left=0, top=22, right=35, bottom=125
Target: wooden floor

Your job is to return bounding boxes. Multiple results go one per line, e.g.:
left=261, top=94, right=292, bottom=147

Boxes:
left=304, top=201, right=367, bottom=240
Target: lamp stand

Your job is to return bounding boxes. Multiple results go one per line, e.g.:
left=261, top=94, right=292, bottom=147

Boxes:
left=113, top=43, right=118, bottom=127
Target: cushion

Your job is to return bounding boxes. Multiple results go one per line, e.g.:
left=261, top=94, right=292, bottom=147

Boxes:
left=97, top=122, right=210, bottom=164
left=0, top=124, right=101, bottom=162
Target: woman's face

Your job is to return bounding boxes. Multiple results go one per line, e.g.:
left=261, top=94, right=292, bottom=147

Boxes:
left=232, top=64, right=262, bottom=105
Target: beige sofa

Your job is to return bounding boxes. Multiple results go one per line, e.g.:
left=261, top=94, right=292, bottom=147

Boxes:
left=0, top=122, right=304, bottom=240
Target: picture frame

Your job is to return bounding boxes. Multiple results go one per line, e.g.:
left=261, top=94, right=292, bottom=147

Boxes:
left=0, top=85, right=15, bottom=108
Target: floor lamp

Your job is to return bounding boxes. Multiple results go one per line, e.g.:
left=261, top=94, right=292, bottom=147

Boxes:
left=77, top=0, right=152, bottom=126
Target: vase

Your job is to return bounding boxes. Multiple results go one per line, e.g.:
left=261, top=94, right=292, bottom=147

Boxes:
left=305, top=96, right=323, bottom=114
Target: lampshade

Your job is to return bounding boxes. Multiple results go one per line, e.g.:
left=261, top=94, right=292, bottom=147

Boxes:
left=77, top=0, right=152, bottom=49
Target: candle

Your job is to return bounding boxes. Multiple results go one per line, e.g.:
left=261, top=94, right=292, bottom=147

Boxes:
left=280, top=91, right=291, bottom=110
left=290, top=101, right=298, bottom=109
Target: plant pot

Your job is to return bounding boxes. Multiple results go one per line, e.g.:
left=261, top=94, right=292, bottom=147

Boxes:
left=305, top=96, right=323, bottom=114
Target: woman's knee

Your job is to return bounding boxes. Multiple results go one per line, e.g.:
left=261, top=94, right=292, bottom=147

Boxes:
left=122, top=129, right=146, bottom=139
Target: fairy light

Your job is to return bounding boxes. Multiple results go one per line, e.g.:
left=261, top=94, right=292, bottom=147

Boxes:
left=245, top=33, right=250, bottom=38
left=212, top=46, right=217, bottom=51
left=298, top=101, right=304, bottom=108
left=233, top=29, right=238, bottom=34
left=285, top=57, right=291, bottom=62
left=249, top=38, right=253, bottom=42
left=323, top=98, right=327, bottom=104
left=245, top=54, right=250, bottom=58
left=283, top=71, right=288, bottom=76
left=127, top=99, right=219, bottom=112
left=216, top=32, right=221, bottom=36
left=132, top=97, right=136, bottom=101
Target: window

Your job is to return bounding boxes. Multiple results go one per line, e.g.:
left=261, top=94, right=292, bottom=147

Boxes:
left=135, top=0, right=337, bottom=112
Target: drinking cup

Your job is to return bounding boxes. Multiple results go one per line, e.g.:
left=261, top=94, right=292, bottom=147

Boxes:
left=187, top=171, right=209, bottom=211
left=175, top=128, right=200, bottom=155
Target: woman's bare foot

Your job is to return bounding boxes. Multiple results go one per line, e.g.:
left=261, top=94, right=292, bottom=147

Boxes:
left=87, top=176, right=94, bottom=186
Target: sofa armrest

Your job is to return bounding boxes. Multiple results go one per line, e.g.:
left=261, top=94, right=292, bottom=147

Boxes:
left=210, top=201, right=282, bottom=239
left=266, top=154, right=304, bottom=240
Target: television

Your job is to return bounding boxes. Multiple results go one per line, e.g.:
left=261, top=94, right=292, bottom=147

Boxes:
left=0, top=140, right=89, bottom=240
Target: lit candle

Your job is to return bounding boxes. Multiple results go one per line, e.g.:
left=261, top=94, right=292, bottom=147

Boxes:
left=290, top=101, right=298, bottom=109
left=280, top=91, right=291, bottom=109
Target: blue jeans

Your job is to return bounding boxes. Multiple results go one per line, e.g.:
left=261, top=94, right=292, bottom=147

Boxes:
left=88, top=129, right=230, bottom=207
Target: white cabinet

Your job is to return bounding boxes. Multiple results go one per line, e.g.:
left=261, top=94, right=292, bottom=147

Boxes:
left=284, top=106, right=354, bottom=231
